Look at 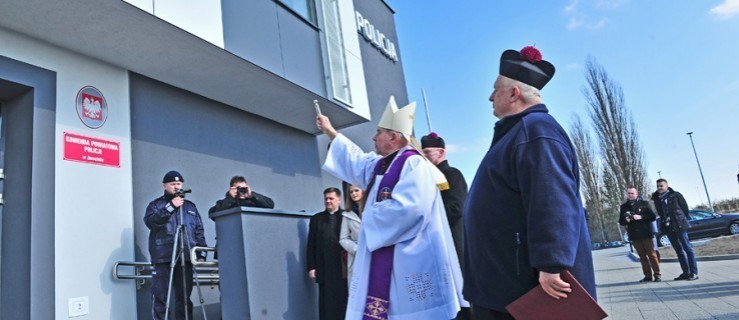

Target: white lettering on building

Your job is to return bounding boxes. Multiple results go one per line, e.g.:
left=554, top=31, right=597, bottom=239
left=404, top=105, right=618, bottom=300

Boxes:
left=66, top=135, right=90, bottom=145
left=355, top=11, right=399, bottom=62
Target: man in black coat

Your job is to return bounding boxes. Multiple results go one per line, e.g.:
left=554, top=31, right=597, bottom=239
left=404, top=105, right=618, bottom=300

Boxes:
left=651, top=179, right=698, bottom=281
left=307, top=187, right=347, bottom=320
left=421, top=133, right=468, bottom=264
left=619, top=187, right=660, bottom=282
left=422, top=132, right=470, bottom=320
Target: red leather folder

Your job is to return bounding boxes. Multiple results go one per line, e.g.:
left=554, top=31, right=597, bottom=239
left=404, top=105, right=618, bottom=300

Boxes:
left=505, top=271, right=607, bottom=320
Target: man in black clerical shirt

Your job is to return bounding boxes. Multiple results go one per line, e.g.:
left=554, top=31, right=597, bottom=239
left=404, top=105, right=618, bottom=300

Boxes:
left=307, top=187, right=347, bottom=320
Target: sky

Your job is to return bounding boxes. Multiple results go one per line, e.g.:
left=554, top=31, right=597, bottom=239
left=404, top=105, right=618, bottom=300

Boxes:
left=385, top=0, right=739, bottom=209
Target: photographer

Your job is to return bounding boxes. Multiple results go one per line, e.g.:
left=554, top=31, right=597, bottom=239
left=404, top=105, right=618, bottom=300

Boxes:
left=619, top=187, right=660, bottom=282
left=144, top=170, right=207, bottom=320
left=208, top=175, right=274, bottom=214
left=651, top=179, right=697, bottom=281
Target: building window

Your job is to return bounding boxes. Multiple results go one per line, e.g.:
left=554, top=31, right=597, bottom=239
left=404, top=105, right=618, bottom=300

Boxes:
left=275, top=0, right=317, bottom=24
left=320, top=0, right=352, bottom=104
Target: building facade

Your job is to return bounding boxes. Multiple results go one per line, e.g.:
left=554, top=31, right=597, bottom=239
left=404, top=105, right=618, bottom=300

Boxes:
left=0, top=0, right=407, bottom=318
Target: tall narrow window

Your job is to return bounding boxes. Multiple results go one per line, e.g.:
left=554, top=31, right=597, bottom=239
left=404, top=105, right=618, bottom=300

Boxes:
left=321, top=0, right=352, bottom=104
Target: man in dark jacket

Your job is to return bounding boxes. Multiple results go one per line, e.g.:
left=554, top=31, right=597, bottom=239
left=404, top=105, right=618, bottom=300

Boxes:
left=306, top=187, right=347, bottom=320
left=422, top=132, right=470, bottom=320
left=620, top=187, right=660, bottom=282
left=144, top=170, right=207, bottom=320
left=651, top=179, right=698, bottom=280
left=421, top=132, right=468, bottom=264
left=208, top=174, right=274, bottom=290
left=208, top=175, right=275, bottom=214
left=463, top=46, right=595, bottom=319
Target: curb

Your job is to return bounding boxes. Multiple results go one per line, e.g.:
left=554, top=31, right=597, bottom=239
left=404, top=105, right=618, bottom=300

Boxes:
left=628, top=252, right=739, bottom=262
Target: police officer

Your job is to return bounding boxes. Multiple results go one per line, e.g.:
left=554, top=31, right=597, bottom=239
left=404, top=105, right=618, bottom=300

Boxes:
left=144, top=170, right=207, bottom=320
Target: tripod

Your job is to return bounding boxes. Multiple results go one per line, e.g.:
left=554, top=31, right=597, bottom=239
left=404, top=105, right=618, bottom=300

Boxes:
left=164, top=194, right=208, bottom=320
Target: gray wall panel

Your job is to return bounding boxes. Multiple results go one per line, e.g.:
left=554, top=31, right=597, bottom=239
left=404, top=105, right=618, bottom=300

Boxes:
left=130, top=73, right=328, bottom=318
left=277, top=8, right=326, bottom=96
left=222, top=0, right=283, bottom=75
left=223, top=0, right=326, bottom=96
left=353, top=0, right=408, bottom=108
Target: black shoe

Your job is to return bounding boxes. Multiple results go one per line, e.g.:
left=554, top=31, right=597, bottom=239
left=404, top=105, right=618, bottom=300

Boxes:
left=687, top=274, right=699, bottom=281
left=674, top=274, right=690, bottom=281
left=639, top=277, right=653, bottom=282
left=653, top=277, right=661, bottom=282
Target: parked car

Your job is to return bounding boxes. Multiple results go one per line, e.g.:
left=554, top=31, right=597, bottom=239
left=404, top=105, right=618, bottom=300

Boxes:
left=624, top=210, right=739, bottom=247
left=592, top=241, right=628, bottom=250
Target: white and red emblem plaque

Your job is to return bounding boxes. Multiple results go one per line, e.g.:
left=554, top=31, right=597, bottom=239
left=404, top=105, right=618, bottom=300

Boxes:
left=75, top=86, right=108, bottom=129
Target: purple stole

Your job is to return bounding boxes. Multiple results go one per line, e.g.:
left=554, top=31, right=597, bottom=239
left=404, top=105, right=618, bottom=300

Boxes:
left=363, top=149, right=419, bottom=320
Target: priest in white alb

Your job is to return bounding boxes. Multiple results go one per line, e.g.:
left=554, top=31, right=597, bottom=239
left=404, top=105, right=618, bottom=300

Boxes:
left=316, top=96, right=467, bottom=320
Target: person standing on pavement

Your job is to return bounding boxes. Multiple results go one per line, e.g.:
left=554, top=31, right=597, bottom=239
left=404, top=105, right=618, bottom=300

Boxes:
left=307, top=187, right=347, bottom=320
left=208, top=174, right=274, bottom=301
left=339, top=182, right=363, bottom=286
left=463, top=46, right=596, bottom=320
left=144, top=170, right=208, bottom=320
left=421, top=132, right=468, bottom=266
left=422, top=132, right=471, bottom=320
left=619, top=187, right=661, bottom=282
left=316, top=96, right=466, bottom=319
left=651, top=179, right=698, bottom=281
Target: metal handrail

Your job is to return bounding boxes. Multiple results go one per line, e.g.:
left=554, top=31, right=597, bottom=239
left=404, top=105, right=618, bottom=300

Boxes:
left=113, top=247, right=220, bottom=290
left=191, top=246, right=218, bottom=267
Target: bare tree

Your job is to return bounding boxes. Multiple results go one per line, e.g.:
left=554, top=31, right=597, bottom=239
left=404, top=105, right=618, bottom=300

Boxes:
left=582, top=57, right=650, bottom=198
left=601, top=166, right=625, bottom=239
left=570, top=115, right=608, bottom=242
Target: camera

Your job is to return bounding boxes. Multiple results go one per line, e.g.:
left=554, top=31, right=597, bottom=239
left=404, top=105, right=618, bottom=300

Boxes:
left=624, top=211, right=633, bottom=219
left=236, top=187, right=248, bottom=196
left=174, top=188, right=192, bottom=198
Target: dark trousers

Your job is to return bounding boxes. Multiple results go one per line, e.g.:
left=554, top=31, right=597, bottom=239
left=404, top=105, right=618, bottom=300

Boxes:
left=152, top=263, right=194, bottom=320
left=455, top=306, right=473, bottom=320
left=632, top=237, right=661, bottom=278
left=471, top=304, right=514, bottom=320
left=318, top=281, right=347, bottom=320
left=667, top=229, right=698, bottom=275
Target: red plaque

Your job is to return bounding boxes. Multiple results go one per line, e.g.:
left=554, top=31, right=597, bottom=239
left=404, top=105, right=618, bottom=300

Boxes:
left=63, top=132, right=121, bottom=167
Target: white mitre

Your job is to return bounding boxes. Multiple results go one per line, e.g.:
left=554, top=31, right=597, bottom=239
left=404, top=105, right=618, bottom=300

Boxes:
left=377, top=96, right=449, bottom=191
left=377, top=96, right=416, bottom=141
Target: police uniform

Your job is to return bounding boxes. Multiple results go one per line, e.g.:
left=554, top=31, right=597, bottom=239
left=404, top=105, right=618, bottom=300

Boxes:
left=144, top=171, right=207, bottom=320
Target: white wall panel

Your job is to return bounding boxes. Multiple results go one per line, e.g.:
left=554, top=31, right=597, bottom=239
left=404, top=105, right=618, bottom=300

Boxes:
left=0, top=27, right=135, bottom=319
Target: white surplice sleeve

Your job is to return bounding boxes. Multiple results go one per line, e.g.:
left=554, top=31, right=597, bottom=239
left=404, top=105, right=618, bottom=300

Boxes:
left=322, top=133, right=380, bottom=190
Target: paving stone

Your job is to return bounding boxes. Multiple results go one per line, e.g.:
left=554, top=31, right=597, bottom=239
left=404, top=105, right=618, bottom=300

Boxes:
left=593, top=245, right=739, bottom=319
